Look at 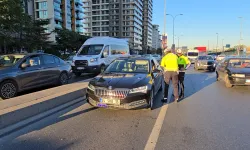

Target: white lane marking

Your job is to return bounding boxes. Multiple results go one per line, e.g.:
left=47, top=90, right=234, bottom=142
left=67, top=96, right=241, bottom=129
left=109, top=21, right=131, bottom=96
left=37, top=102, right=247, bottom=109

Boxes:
left=144, top=103, right=169, bottom=150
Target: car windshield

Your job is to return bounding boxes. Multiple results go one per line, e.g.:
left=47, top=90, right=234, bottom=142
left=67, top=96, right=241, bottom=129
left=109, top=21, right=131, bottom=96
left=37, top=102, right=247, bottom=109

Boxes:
left=105, top=59, right=149, bottom=73
left=228, top=59, right=250, bottom=68
left=78, top=44, right=104, bottom=55
left=198, top=56, right=213, bottom=60
left=188, top=52, right=198, bottom=56
left=0, top=55, right=24, bottom=67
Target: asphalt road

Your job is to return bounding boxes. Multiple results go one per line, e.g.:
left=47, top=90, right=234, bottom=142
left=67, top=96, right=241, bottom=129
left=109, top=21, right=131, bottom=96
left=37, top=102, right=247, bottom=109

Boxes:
left=1, top=67, right=250, bottom=150
left=0, top=73, right=95, bottom=101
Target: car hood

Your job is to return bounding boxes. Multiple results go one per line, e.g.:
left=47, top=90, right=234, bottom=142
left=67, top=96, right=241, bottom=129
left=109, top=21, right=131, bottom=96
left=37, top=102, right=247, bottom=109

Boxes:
left=228, top=68, right=250, bottom=74
left=90, top=73, right=151, bottom=89
left=198, top=60, right=215, bottom=63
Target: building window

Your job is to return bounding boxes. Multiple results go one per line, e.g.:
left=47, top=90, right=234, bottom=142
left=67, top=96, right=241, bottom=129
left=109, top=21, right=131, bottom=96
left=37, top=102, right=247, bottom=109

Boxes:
left=36, top=2, right=47, bottom=9
left=37, top=10, right=48, bottom=19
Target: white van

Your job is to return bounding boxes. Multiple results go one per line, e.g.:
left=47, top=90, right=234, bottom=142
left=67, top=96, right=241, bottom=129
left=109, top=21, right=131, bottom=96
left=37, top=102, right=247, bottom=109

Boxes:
left=72, top=37, right=130, bottom=76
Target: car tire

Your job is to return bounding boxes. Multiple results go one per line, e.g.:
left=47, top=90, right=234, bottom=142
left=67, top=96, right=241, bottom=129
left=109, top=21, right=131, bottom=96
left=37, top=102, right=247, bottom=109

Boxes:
left=0, top=80, right=18, bottom=99
left=74, top=72, right=81, bottom=77
left=225, top=75, right=233, bottom=88
left=58, top=72, right=69, bottom=85
left=100, top=65, right=105, bottom=73
left=148, top=89, right=154, bottom=110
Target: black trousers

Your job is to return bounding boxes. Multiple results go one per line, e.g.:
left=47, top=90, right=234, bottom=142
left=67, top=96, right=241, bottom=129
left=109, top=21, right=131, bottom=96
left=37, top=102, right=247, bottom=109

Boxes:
left=164, top=71, right=179, bottom=99
left=178, top=72, right=185, bottom=97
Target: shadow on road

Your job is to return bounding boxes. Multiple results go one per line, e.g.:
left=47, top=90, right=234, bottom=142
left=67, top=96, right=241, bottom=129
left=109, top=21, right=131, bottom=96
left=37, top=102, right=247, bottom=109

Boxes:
left=0, top=136, right=78, bottom=150
left=168, top=72, right=216, bottom=103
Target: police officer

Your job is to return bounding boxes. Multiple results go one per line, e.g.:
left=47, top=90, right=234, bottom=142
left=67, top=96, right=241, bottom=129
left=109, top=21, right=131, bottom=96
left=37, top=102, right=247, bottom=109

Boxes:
left=160, top=48, right=179, bottom=103
left=176, top=49, right=191, bottom=99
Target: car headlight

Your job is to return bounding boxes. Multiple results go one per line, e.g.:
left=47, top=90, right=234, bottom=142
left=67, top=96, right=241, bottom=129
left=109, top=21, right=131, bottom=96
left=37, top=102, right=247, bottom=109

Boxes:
left=88, top=84, right=95, bottom=91
left=232, top=74, right=245, bottom=78
left=129, top=86, right=148, bottom=94
left=90, top=57, right=98, bottom=62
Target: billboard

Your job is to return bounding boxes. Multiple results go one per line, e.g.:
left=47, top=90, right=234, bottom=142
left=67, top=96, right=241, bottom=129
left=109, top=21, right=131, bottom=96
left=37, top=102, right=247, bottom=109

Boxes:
left=161, top=34, right=168, bottom=49
left=226, top=44, right=230, bottom=48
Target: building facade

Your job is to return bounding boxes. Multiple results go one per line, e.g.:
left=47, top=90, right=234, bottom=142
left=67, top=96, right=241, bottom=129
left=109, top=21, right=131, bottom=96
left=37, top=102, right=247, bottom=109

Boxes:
left=26, top=0, right=85, bottom=42
left=83, top=0, right=153, bottom=51
left=152, top=24, right=161, bottom=50
left=142, top=0, right=153, bottom=53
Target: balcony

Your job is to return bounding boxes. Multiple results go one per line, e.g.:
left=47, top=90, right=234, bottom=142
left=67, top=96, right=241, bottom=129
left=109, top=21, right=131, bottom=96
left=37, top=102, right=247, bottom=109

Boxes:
left=54, top=15, right=62, bottom=21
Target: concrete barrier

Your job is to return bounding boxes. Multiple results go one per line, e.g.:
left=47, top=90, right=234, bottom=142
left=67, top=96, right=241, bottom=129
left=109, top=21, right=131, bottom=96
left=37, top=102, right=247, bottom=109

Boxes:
left=0, top=81, right=89, bottom=131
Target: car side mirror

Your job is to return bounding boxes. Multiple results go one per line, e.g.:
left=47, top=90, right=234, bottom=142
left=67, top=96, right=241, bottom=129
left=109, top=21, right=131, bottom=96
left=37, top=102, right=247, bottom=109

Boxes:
left=21, top=63, right=29, bottom=69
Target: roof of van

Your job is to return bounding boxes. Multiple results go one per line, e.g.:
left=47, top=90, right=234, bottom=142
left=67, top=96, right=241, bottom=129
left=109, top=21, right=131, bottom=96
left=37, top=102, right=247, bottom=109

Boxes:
left=84, top=37, right=129, bottom=45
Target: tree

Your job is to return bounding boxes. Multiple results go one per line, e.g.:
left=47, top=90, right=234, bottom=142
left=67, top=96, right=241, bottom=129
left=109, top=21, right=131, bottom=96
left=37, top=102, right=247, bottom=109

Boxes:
left=0, top=0, right=50, bottom=54
left=55, top=29, right=90, bottom=54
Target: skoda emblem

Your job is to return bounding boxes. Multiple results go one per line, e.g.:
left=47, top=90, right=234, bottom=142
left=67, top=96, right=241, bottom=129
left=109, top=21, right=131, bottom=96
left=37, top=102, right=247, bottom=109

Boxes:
left=108, top=86, right=112, bottom=90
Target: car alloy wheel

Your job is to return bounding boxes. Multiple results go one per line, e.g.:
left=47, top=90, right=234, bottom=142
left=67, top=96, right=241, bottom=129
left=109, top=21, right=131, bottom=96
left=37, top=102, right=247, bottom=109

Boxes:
left=59, top=73, right=69, bottom=85
left=0, top=81, right=17, bottom=99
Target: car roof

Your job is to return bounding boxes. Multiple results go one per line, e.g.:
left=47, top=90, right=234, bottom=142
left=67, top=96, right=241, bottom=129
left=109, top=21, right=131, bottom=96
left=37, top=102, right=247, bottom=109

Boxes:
left=118, top=55, right=152, bottom=61
left=226, top=56, right=250, bottom=59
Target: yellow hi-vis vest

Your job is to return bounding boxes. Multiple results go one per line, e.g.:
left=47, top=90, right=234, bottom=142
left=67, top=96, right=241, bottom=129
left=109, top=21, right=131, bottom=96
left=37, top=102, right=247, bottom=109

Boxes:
left=161, top=53, right=178, bottom=71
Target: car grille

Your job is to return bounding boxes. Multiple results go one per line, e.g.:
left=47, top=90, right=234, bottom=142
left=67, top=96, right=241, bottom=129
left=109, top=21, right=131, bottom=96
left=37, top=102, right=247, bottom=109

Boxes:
left=75, top=60, right=88, bottom=66
left=95, top=88, right=130, bottom=99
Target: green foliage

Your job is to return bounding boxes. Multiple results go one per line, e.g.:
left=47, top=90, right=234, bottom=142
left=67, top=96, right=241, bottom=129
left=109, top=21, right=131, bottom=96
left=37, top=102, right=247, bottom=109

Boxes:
left=55, top=29, right=90, bottom=53
left=0, top=0, right=50, bottom=53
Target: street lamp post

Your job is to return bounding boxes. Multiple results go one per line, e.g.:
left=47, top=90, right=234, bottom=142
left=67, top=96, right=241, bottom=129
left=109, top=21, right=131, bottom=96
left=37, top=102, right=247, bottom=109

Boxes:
left=216, top=33, right=219, bottom=54
left=166, top=14, right=183, bottom=52
left=238, top=17, right=243, bottom=56
left=176, top=35, right=183, bottom=49
left=222, top=39, right=224, bottom=53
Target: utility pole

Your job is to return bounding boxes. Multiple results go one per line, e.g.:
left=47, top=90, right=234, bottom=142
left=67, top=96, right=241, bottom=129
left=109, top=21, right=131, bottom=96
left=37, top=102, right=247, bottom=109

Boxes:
left=216, top=33, right=219, bottom=55
left=162, top=0, right=167, bottom=55
left=222, top=39, right=224, bottom=53
left=238, top=17, right=243, bottom=56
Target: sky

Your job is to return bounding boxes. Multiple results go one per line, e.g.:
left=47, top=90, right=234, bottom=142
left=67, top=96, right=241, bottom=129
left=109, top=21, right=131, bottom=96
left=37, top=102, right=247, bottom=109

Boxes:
left=152, top=0, right=250, bottom=49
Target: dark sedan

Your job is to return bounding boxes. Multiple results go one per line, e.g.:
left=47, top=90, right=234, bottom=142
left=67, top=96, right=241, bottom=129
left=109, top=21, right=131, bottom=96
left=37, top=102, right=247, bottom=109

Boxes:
left=0, top=53, right=72, bottom=99
left=194, top=55, right=216, bottom=72
left=86, top=56, right=164, bottom=110
left=216, top=56, right=250, bottom=88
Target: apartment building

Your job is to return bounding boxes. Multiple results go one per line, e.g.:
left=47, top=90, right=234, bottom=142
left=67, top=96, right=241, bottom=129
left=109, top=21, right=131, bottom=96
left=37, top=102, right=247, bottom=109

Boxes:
left=30, top=0, right=84, bottom=42
left=142, top=0, right=153, bottom=53
left=152, top=24, right=161, bottom=49
left=83, top=0, right=152, bottom=51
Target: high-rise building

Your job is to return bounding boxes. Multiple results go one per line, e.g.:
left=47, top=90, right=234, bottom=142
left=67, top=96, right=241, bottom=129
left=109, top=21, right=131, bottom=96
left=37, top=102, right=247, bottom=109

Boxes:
left=30, top=0, right=84, bottom=42
left=83, top=0, right=153, bottom=51
left=152, top=24, right=161, bottom=50
left=142, top=0, right=153, bottom=53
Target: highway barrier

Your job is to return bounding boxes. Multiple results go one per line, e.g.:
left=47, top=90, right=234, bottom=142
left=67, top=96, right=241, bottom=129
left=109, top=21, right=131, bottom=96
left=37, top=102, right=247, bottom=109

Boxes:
left=0, top=80, right=89, bottom=136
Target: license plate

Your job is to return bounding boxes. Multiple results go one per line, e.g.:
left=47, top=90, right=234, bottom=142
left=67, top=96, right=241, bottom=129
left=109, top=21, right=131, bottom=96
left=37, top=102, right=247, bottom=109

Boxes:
left=77, top=67, right=85, bottom=70
left=97, top=103, right=108, bottom=108
left=246, top=80, right=250, bottom=83
left=100, top=98, right=120, bottom=105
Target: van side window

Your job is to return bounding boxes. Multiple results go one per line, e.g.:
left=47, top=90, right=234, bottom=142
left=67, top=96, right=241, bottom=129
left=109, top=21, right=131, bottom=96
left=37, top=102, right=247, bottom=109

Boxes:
left=111, top=45, right=129, bottom=55
left=102, top=46, right=109, bottom=58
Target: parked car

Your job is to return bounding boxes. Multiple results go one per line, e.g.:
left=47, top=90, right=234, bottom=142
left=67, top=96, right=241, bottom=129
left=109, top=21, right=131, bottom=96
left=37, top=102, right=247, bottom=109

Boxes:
left=72, top=37, right=130, bottom=77
left=86, top=56, right=164, bottom=110
left=65, top=55, right=74, bottom=66
left=0, top=53, right=72, bottom=99
left=216, top=56, right=250, bottom=88
left=152, top=54, right=162, bottom=63
left=216, top=55, right=226, bottom=62
left=194, top=55, right=216, bottom=72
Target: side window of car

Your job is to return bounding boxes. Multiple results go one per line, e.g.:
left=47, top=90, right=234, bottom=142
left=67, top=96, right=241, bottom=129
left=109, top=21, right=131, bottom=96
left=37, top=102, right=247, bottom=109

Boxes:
left=54, top=56, right=60, bottom=64
left=23, top=56, right=41, bottom=67
left=43, top=55, right=55, bottom=65
left=102, top=46, right=109, bottom=58
left=151, top=60, right=156, bottom=71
